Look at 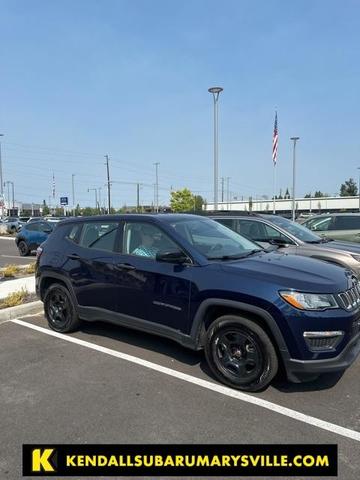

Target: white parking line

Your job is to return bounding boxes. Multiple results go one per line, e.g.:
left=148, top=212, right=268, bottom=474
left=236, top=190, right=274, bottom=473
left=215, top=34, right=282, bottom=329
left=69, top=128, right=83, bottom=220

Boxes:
left=1, top=255, right=34, bottom=259
left=11, top=318, right=360, bottom=443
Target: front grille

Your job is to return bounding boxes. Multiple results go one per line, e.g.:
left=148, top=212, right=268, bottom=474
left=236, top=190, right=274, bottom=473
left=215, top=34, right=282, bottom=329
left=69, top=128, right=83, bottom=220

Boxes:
left=337, top=282, right=360, bottom=311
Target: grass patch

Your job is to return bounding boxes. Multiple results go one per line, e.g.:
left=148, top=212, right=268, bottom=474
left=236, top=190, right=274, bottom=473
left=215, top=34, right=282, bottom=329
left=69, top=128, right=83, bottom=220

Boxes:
left=24, top=263, right=36, bottom=274
left=2, top=264, right=21, bottom=278
left=1, top=263, right=36, bottom=278
left=0, top=288, right=28, bottom=309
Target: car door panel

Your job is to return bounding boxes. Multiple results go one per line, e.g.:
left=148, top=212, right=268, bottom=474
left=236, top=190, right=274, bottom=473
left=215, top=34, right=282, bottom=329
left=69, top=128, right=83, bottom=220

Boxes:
left=67, top=221, right=121, bottom=313
left=112, top=220, right=193, bottom=333
left=112, top=254, right=192, bottom=331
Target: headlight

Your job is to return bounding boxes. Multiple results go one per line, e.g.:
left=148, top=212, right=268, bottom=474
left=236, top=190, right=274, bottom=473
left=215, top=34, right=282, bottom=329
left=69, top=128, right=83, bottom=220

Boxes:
left=279, top=291, right=339, bottom=310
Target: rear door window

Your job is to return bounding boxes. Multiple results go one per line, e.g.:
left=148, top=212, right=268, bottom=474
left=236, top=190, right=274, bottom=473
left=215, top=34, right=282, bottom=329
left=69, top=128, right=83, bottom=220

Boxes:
left=333, top=216, right=360, bottom=230
left=238, top=219, right=266, bottom=241
left=78, top=222, right=119, bottom=252
left=216, top=218, right=237, bottom=231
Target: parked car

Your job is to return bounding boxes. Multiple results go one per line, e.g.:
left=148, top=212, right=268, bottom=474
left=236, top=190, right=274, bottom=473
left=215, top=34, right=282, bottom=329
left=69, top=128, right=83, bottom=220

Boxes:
left=302, top=213, right=360, bottom=242
left=16, top=221, right=53, bottom=256
left=36, top=214, right=360, bottom=392
left=1, top=217, right=21, bottom=233
left=211, top=213, right=360, bottom=277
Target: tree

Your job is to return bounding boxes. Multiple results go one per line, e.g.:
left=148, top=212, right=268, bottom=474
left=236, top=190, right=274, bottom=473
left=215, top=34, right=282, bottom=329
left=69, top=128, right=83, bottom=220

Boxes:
left=284, top=188, right=290, bottom=199
left=314, top=191, right=326, bottom=198
left=170, top=188, right=195, bottom=212
left=42, top=200, right=50, bottom=216
left=194, top=195, right=204, bottom=212
left=74, top=203, right=81, bottom=216
left=340, top=178, right=358, bottom=196
left=304, top=193, right=311, bottom=198
left=82, top=206, right=96, bottom=216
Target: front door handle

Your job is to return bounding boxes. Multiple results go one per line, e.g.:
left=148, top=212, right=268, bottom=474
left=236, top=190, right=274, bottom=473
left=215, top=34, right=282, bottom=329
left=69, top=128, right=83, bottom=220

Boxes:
left=67, top=253, right=81, bottom=260
left=115, top=263, right=136, bottom=271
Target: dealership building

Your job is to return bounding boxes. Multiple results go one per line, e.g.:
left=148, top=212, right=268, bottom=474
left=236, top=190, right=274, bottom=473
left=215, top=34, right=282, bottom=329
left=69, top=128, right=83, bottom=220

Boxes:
left=205, top=195, right=360, bottom=215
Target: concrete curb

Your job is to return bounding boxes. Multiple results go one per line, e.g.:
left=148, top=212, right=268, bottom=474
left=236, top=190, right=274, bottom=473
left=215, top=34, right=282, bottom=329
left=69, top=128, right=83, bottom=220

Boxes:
left=0, top=300, right=43, bottom=322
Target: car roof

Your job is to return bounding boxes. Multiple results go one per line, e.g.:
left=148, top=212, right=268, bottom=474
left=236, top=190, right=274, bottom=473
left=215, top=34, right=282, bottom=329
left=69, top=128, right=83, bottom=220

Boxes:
left=57, top=213, right=207, bottom=225
left=305, top=212, right=360, bottom=218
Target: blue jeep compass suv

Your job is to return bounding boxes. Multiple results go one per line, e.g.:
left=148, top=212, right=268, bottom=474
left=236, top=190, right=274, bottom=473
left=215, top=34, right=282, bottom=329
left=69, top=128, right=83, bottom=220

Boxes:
left=36, top=214, right=360, bottom=391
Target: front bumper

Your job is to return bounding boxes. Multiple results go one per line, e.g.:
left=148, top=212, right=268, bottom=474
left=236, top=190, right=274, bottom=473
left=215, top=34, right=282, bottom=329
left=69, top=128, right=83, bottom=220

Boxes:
left=284, top=331, right=360, bottom=382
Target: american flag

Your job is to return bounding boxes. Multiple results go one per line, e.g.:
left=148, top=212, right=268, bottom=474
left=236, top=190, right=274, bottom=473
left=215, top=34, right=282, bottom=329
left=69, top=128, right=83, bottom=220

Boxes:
left=272, top=111, right=278, bottom=165
left=52, top=173, right=55, bottom=199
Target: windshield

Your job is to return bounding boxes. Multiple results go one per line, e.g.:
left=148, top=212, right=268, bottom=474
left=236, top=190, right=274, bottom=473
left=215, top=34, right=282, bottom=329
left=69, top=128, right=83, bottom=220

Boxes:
left=264, top=215, right=322, bottom=243
left=169, top=217, right=262, bottom=259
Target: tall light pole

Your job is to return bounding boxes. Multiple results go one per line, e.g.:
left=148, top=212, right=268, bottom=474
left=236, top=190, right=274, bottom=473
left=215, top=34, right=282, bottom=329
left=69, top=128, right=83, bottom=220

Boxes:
left=290, top=137, right=300, bottom=221
left=72, top=174, right=75, bottom=212
left=154, top=162, right=160, bottom=213
left=98, top=187, right=102, bottom=213
left=357, top=167, right=360, bottom=212
left=104, top=155, right=111, bottom=214
left=208, top=86, right=223, bottom=211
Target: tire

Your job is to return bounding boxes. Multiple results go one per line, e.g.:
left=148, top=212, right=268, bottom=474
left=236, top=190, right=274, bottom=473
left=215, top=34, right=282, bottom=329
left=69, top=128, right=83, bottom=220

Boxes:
left=18, top=240, right=30, bottom=256
left=204, top=315, right=278, bottom=392
left=44, top=283, right=81, bottom=333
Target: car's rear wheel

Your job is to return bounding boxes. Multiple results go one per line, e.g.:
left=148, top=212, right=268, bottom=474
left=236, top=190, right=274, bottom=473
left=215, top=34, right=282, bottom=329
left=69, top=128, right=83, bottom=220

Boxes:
left=18, top=240, right=29, bottom=256
left=44, top=283, right=81, bottom=333
left=205, top=315, right=278, bottom=392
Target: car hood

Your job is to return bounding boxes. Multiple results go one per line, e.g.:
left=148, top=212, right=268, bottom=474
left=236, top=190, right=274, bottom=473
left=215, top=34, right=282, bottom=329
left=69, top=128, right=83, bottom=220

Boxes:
left=317, top=240, right=360, bottom=255
left=220, top=251, right=352, bottom=293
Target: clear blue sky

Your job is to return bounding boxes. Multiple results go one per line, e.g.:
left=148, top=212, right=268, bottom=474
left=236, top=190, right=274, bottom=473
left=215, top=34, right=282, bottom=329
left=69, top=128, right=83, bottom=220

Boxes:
left=1, top=0, right=360, bottom=208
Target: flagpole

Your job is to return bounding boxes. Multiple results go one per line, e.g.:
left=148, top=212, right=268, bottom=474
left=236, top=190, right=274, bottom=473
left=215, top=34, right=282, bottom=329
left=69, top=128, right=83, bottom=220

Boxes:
left=273, top=163, right=276, bottom=214
left=272, top=110, right=278, bottom=214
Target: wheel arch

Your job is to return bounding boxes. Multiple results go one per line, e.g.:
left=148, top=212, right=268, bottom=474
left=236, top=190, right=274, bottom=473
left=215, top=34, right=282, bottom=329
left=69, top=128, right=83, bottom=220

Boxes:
left=40, top=273, right=78, bottom=310
left=191, top=299, right=290, bottom=365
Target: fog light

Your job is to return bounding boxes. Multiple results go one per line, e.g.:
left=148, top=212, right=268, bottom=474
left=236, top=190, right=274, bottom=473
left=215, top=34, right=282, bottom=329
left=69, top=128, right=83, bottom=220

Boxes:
left=303, top=331, right=344, bottom=351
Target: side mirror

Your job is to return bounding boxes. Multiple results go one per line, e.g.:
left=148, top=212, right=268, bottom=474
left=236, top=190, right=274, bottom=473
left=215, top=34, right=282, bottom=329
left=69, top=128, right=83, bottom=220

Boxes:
left=269, top=238, right=289, bottom=247
left=156, top=250, right=189, bottom=264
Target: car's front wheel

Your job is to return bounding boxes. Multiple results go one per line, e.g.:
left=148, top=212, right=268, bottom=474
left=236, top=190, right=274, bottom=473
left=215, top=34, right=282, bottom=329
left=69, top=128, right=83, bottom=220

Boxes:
left=44, top=283, right=81, bottom=333
left=18, top=240, right=29, bottom=256
left=205, top=315, right=278, bottom=392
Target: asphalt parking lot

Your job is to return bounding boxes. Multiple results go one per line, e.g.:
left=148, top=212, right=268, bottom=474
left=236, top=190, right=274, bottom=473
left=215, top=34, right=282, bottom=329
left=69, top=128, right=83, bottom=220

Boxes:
left=0, top=237, right=36, bottom=267
left=1, top=310, right=360, bottom=480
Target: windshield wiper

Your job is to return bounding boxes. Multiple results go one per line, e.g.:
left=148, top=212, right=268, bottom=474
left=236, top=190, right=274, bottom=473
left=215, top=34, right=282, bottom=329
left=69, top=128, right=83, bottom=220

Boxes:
left=208, top=249, right=262, bottom=260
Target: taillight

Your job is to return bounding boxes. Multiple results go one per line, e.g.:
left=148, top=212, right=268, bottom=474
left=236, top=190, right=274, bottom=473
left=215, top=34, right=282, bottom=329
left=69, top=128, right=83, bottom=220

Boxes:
left=36, top=246, right=43, bottom=259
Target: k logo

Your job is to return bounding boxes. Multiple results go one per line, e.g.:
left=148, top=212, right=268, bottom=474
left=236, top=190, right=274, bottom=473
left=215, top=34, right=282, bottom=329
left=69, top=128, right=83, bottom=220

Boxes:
left=31, top=448, right=56, bottom=472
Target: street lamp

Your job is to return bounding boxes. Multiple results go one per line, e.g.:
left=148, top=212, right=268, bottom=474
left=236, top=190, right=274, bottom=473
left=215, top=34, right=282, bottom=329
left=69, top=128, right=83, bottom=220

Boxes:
left=290, top=137, right=300, bottom=221
left=208, top=86, right=223, bottom=210
left=72, top=174, right=75, bottom=211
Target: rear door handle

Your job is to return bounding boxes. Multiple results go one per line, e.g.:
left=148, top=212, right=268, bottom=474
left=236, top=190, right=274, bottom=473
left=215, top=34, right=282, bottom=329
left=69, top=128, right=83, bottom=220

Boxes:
left=67, top=253, right=81, bottom=260
left=116, top=263, right=136, bottom=271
